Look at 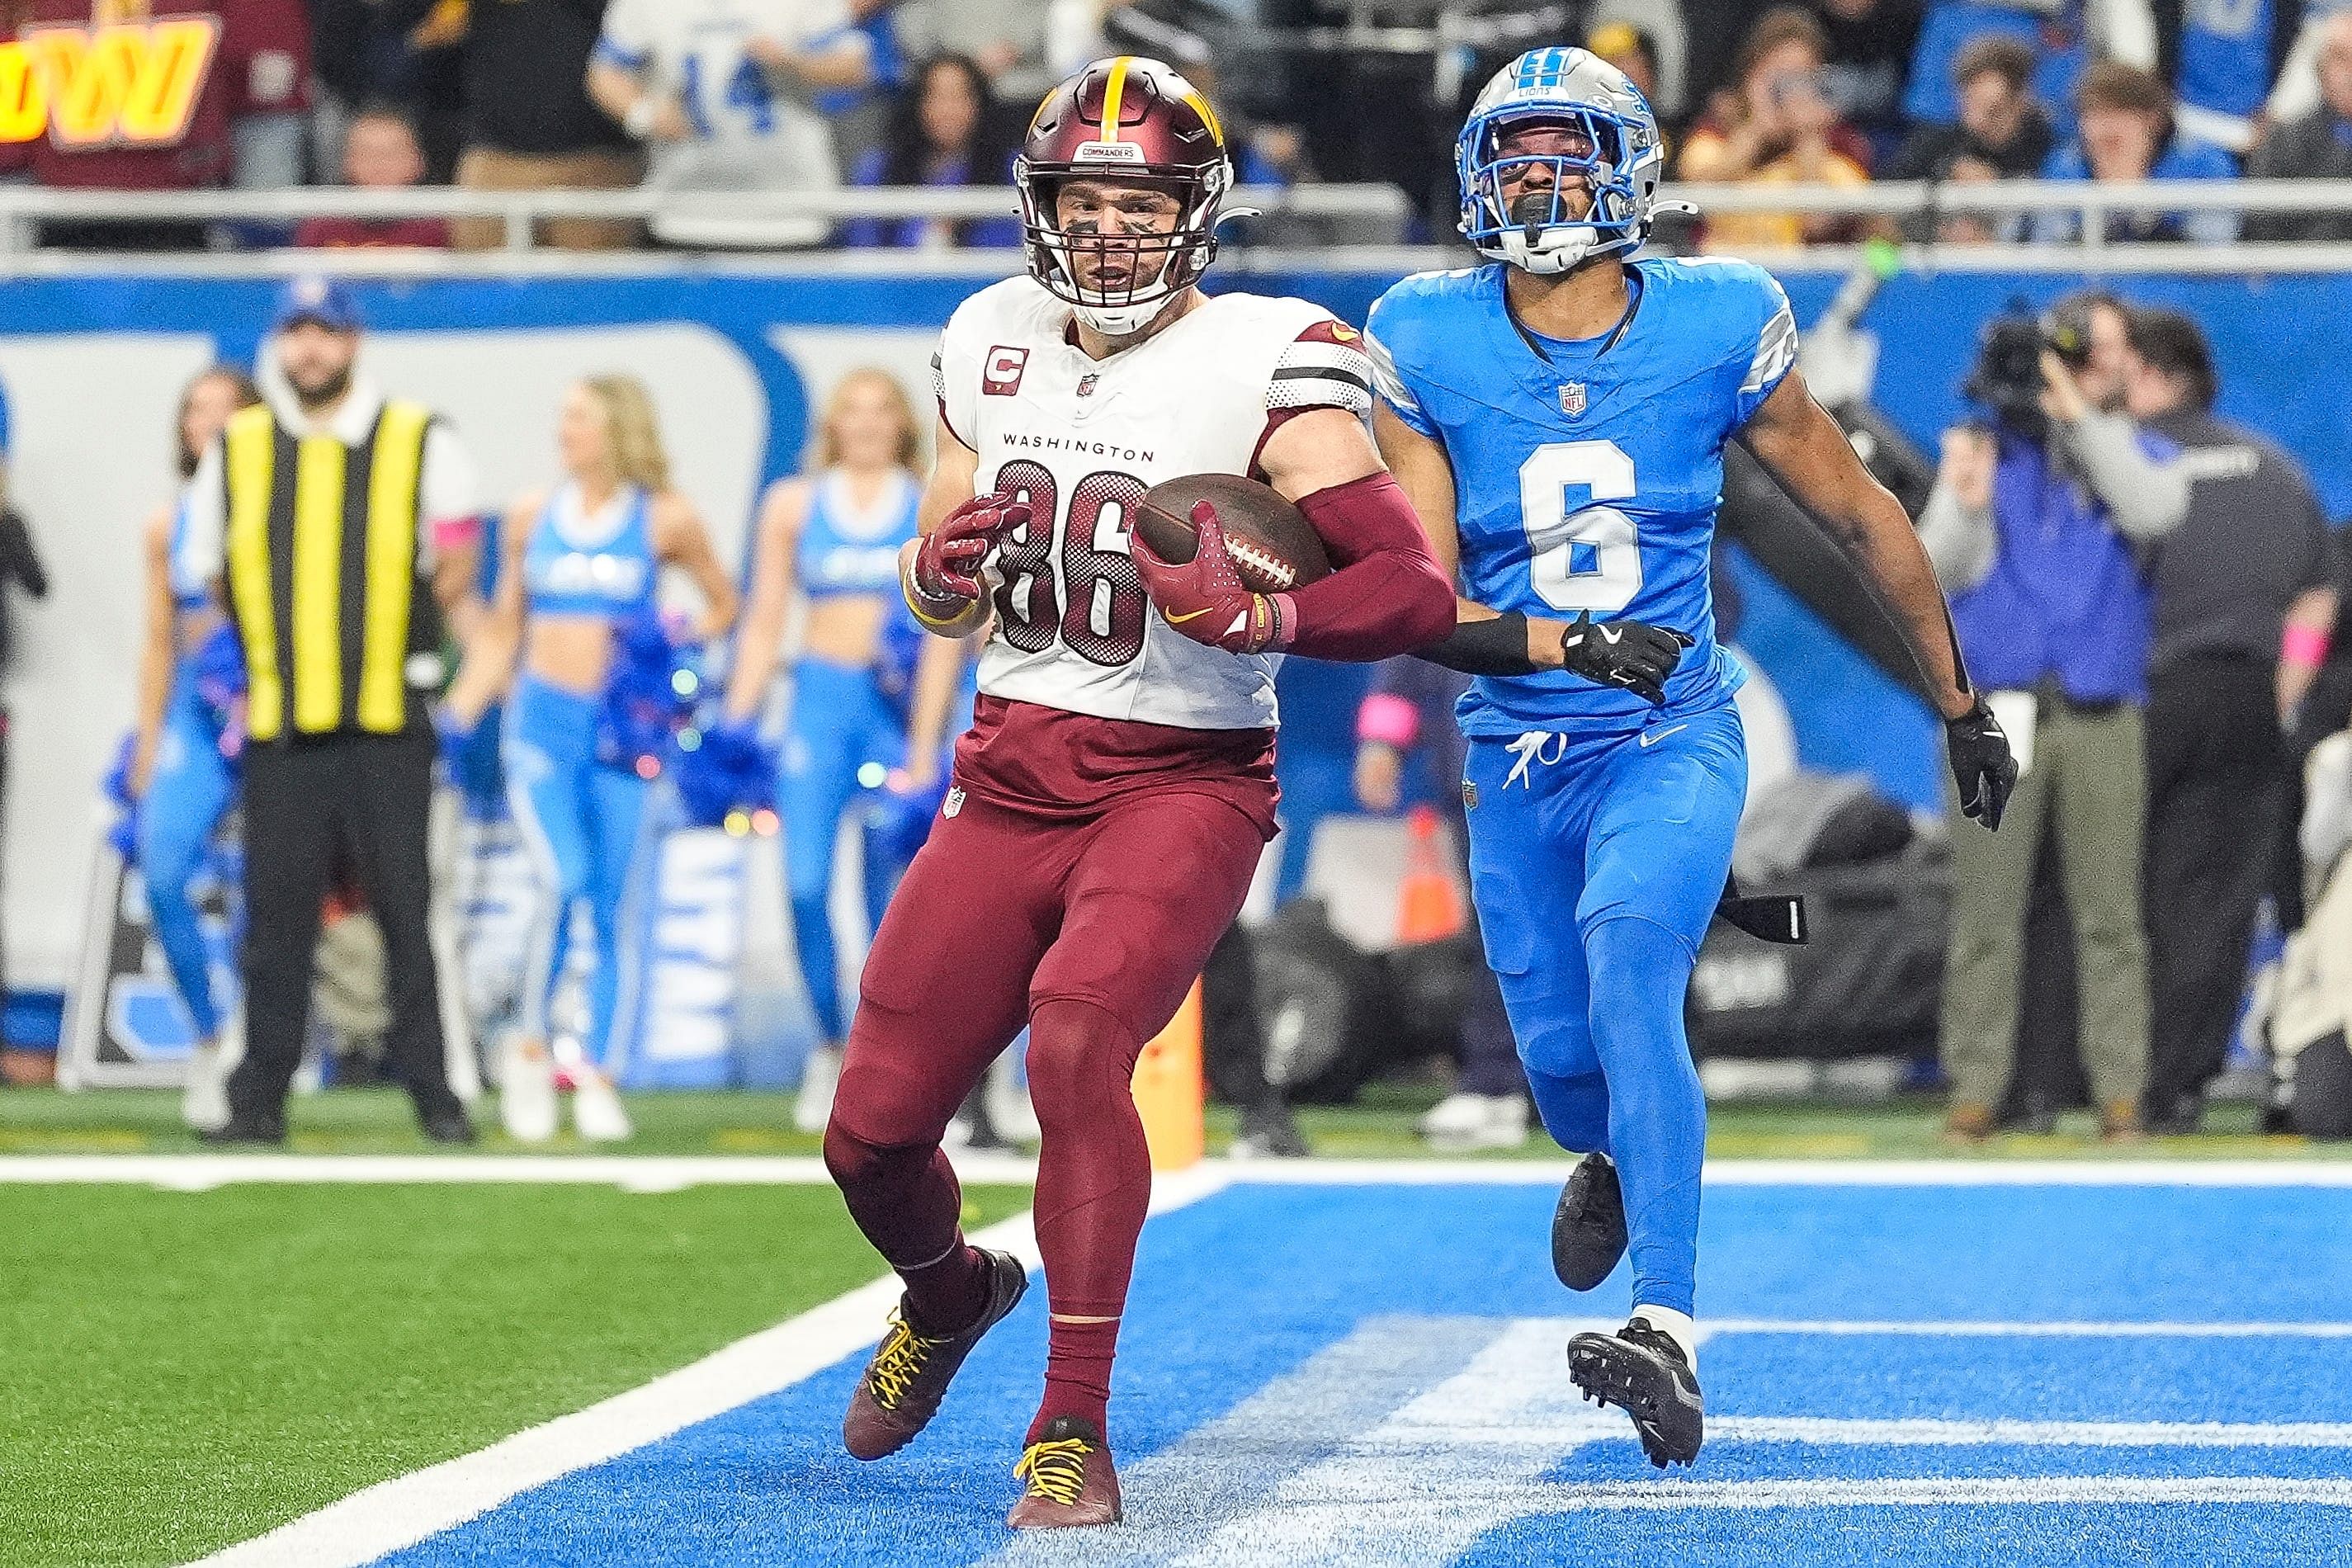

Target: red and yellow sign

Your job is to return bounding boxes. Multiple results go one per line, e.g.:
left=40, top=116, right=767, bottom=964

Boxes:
left=0, top=18, right=220, bottom=148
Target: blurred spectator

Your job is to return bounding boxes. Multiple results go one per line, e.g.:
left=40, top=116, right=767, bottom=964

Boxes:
left=295, top=105, right=451, bottom=251
left=812, top=0, right=908, bottom=169
left=1588, top=20, right=1668, bottom=130
left=2030, top=61, right=2238, bottom=245
left=842, top=54, right=1018, bottom=248
left=2264, top=0, right=2352, bottom=127
left=1591, top=1, right=1691, bottom=124
left=2126, top=306, right=2335, bottom=1133
left=451, top=0, right=642, bottom=252
left=309, top=0, right=466, bottom=182
left=899, top=0, right=1051, bottom=104
left=1882, top=33, right=2053, bottom=241
left=1922, top=291, right=2189, bottom=1143
left=1810, top=0, right=1925, bottom=160
left=2246, top=12, right=2352, bottom=242
left=1901, top=0, right=2087, bottom=137
left=1885, top=33, right=2053, bottom=178
left=1679, top=7, right=1875, bottom=248
left=2168, top=0, right=2287, bottom=152
left=0, top=376, right=42, bottom=1013
left=588, top=0, right=869, bottom=218
left=16, top=0, right=309, bottom=250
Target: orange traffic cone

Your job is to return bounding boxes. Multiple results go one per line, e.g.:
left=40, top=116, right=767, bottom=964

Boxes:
left=1396, top=805, right=1466, bottom=945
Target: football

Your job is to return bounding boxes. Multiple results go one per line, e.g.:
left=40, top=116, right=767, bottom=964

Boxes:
left=1133, top=473, right=1333, bottom=593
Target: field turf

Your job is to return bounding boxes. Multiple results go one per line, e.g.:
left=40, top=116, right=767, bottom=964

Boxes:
left=0, top=1179, right=1029, bottom=1568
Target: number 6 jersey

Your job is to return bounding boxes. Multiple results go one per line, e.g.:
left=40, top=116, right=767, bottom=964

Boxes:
left=1365, top=257, right=1797, bottom=737
left=935, top=275, right=1373, bottom=734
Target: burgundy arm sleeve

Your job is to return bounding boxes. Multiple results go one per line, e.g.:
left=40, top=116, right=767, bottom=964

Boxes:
left=1273, top=470, right=1457, bottom=662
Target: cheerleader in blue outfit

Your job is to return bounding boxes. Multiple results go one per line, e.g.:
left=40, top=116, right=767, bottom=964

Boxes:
left=725, top=370, right=928, bottom=1134
left=445, top=376, right=737, bottom=1142
left=130, top=366, right=261, bottom=1131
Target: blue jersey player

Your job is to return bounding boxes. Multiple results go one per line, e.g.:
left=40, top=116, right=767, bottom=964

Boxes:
left=1366, top=48, right=2019, bottom=1466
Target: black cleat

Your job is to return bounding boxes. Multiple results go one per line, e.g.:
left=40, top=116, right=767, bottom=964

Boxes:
left=418, top=1103, right=478, bottom=1145
left=198, top=1110, right=286, bottom=1146
left=1566, top=1318, right=1704, bottom=1468
left=1550, top=1152, right=1627, bottom=1292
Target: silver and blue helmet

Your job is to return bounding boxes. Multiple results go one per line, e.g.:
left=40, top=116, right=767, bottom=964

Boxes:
left=1456, top=46, right=1667, bottom=274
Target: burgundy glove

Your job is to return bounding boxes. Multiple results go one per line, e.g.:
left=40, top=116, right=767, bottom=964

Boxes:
left=1131, top=499, right=1295, bottom=656
left=909, top=494, right=1029, bottom=622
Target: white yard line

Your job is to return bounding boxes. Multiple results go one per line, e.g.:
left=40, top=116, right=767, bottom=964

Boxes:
left=185, top=1164, right=1230, bottom=1568
left=10, top=1153, right=2352, bottom=1189
left=1528, top=1476, right=2352, bottom=1509
left=985, top=1315, right=2352, bottom=1568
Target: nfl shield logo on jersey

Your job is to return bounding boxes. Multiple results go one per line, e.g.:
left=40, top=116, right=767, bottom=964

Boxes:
left=943, top=786, right=966, bottom=819
left=1559, top=381, right=1588, bottom=418
left=1076, top=373, right=1099, bottom=399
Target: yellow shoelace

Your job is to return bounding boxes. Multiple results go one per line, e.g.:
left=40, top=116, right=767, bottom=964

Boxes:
left=864, top=1313, right=942, bottom=1411
left=1013, top=1437, right=1093, bottom=1506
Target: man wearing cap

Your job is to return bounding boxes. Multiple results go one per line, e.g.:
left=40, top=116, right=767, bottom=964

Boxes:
left=179, top=278, right=482, bottom=1144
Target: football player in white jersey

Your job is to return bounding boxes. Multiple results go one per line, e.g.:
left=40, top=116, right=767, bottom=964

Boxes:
left=588, top=0, right=868, bottom=201
left=820, top=56, right=1455, bottom=1529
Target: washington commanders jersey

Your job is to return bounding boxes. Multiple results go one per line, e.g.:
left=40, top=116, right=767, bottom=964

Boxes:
left=934, top=276, right=1374, bottom=733
left=1366, top=257, right=1797, bottom=737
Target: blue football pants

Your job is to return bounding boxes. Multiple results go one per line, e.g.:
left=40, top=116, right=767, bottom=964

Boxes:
left=1462, top=702, right=1746, bottom=1318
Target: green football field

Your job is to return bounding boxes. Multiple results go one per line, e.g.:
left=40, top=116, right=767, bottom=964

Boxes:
left=0, top=1176, right=1030, bottom=1568
left=0, top=1084, right=2331, bottom=1567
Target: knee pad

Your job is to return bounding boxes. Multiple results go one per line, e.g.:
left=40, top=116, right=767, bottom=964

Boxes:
left=1025, top=998, right=1137, bottom=1125
left=822, top=1116, right=919, bottom=1190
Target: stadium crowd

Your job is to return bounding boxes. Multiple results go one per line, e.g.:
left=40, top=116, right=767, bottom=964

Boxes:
left=3, top=1, right=2352, bottom=248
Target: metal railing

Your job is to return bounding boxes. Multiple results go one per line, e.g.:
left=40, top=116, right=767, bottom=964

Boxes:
left=1, top=177, right=2350, bottom=274
left=0, top=181, right=1413, bottom=254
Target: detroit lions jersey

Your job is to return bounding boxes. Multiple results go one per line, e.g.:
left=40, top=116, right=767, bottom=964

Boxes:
left=596, top=0, right=848, bottom=191
left=934, top=276, right=1373, bottom=732
left=1365, top=257, right=1797, bottom=737
left=799, top=468, right=919, bottom=601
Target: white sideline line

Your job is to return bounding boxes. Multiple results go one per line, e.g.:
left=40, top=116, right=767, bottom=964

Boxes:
left=11, top=1153, right=2352, bottom=1189
left=1531, top=1476, right=2352, bottom=1510
left=186, top=1165, right=1230, bottom=1568
left=1226, top=1158, right=2352, bottom=1187
left=1387, top=1416, right=2352, bottom=1448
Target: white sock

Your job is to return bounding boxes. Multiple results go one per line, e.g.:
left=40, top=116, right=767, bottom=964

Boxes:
left=1630, top=1305, right=1698, bottom=1370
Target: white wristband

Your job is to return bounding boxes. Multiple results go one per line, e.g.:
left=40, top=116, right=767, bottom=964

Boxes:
left=623, top=97, right=660, bottom=139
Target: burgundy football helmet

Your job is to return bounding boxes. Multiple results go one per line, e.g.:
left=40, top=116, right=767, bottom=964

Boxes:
left=1015, top=56, right=1235, bottom=335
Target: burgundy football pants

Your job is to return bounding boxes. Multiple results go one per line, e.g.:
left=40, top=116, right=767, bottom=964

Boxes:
left=823, top=783, right=1263, bottom=1438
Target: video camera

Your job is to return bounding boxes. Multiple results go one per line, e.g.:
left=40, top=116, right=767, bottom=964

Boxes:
left=1962, top=300, right=2093, bottom=439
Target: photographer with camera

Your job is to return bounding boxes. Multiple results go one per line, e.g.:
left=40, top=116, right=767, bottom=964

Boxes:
left=1920, top=292, right=2191, bottom=1144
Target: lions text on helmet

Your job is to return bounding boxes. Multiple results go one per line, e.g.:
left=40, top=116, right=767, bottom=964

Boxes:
left=1015, top=56, right=1236, bottom=339
left=1455, top=45, right=1672, bottom=275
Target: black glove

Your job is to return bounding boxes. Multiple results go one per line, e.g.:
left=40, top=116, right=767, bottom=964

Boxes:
left=1945, top=696, right=2019, bottom=831
left=1558, top=612, right=1694, bottom=707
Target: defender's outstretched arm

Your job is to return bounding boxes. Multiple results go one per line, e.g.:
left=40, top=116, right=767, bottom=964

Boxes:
left=1738, top=367, right=1974, bottom=721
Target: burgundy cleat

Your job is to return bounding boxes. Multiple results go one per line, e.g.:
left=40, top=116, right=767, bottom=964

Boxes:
left=1007, top=1415, right=1122, bottom=1529
left=841, top=1248, right=1028, bottom=1461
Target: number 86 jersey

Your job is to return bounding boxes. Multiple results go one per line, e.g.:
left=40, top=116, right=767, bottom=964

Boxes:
left=935, top=275, right=1373, bottom=732
left=1365, top=257, right=1798, bottom=737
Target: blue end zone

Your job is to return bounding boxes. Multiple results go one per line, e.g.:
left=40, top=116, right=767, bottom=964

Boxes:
left=380, top=1181, right=2352, bottom=1567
